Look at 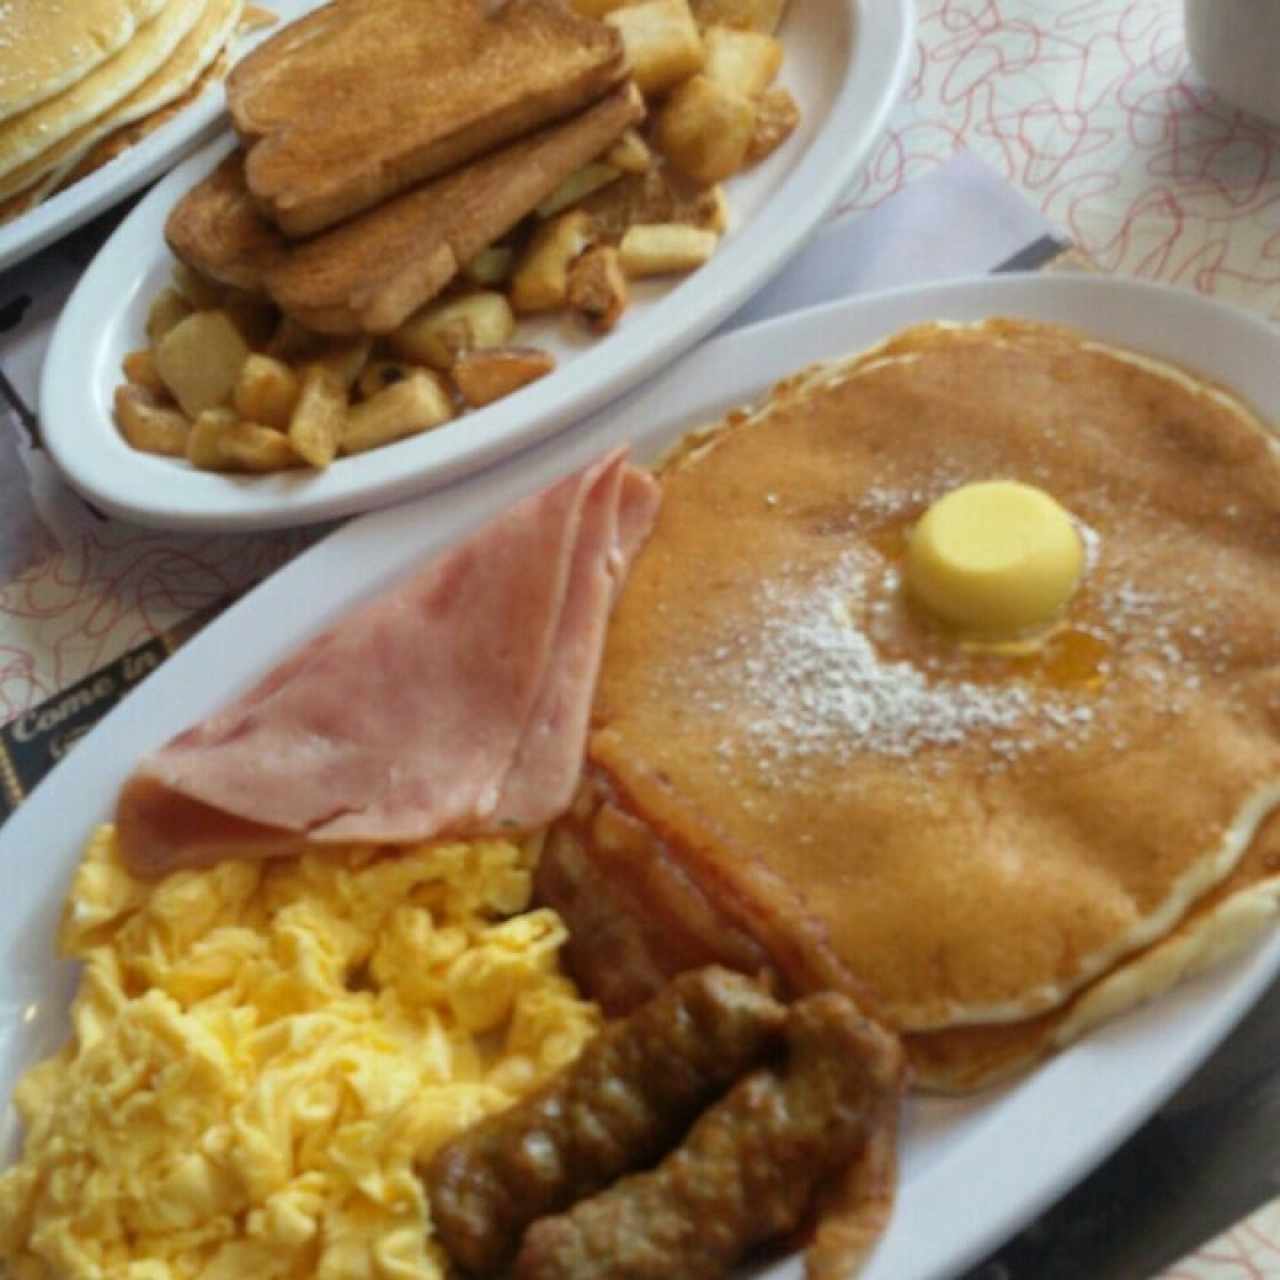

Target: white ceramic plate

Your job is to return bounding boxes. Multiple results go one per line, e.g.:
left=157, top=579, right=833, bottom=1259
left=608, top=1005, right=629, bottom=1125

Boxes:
left=6, top=275, right=1280, bottom=1279
left=39, top=0, right=915, bottom=532
left=0, top=1, right=328, bottom=275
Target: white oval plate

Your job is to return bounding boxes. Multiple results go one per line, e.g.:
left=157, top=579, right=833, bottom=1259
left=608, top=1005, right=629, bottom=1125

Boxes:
left=0, top=1, right=328, bottom=275
left=7, top=275, right=1279, bottom=1279
left=39, top=0, right=915, bottom=532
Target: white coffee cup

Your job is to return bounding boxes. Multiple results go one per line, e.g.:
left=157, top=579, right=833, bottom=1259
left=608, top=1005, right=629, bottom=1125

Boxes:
left=1184, top=0, right=1280, bottom=126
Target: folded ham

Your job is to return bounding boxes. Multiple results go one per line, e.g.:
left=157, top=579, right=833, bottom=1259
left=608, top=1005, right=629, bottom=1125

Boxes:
left=116, top=449, right=661, bottom=877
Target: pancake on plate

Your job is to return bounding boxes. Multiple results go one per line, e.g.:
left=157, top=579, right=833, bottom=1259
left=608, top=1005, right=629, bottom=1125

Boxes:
left=537, top=317, right=1280, bottom=1090
left=0, top=0, right=242, bottom=213
left=0, top=0, right=169, bottom=123
left=0, top=0, right=209, bottom=186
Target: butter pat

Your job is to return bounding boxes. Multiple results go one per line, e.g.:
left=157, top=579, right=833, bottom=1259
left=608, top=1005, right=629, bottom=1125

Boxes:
left=906, top=480, right=1084, bottom=636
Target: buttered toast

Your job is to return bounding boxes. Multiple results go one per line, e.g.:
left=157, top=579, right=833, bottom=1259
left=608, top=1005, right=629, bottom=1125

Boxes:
left=166, top=82, right=644, bottom=333
left=227, top=0, right=628, bottom=238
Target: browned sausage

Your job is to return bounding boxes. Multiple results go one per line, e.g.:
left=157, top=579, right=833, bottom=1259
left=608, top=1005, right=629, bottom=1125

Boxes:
left=426, top=966, right=787, bottom=1275
left=514, top=992, right=906, bottom=1280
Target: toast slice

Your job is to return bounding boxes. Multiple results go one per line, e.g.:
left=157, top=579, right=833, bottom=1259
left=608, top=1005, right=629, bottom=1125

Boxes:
left=165, top=82, right=644, bottom=333
left=227, top=0, right=628, bottom=238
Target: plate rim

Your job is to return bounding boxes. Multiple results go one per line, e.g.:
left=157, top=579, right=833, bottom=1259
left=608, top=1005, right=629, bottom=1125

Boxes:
left=37, top=0, right=917, bottom=533
left=6, top=272, right=1280, bottom=1280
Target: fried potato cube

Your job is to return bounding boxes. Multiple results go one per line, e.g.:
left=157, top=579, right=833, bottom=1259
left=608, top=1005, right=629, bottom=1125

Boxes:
left=288, top=365, right=347, bottom=468
left=221, top=421, right=300, bottom=472
left=355, top=360, right=415, bottom=401
left=690, top=0, right=787, bottom=33
left=745, top=85, right=800, bottom=165
left=266, top=314, right=327, bottom=362
left=537, top=163, right=623, bottom=219
left=655, top=74, right=755, bottom=183
left=567, top=246, right=629, bottom=332
left=154, top=310, right=250, bottom=419
left=233, top=354, right=300, bottom=429
left=702, top=25, right=781, bottom=96
left=606, top=0, right=704, bottom=95
left=170, top=261, right=224, bottom=309
left=145, top=287, right=193, bottom=345
left=606, top=129, right=653, bottom=175
left=509, top=211, right=595, bottom=313
left=619, top=223, right=719, bottom=276
left=341, top=370, right=454, bottom=454
left=186, top=408, right=236, bottom=470
left=390, top=292, right=515, bottom=369
left=122, top=348, right=167, bottom=395
left=114, top=385, right=190, bottom=457
left=452, top=347, right=556, bottom=408
left=579, top=168, right=729, bottom=239
left=312, top=337, right=374, bottom=389
left=463, top=246, right=516, bottom=288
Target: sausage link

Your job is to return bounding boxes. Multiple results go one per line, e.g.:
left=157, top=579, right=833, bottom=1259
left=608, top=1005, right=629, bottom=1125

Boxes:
left=514, top=993, right=905, bottom=1280
left=426, top=966, right=786, bottom=1275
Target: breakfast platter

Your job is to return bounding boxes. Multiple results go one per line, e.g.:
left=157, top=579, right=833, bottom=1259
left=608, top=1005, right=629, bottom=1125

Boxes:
left=0, top=0, right=329, bottom=274
left=3, top=273, right=1280, bottom=1280
left=38, top=0, right=915, bottom=532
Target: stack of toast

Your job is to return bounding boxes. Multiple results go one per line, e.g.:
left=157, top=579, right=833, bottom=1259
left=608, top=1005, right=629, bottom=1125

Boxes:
left=0, top=0, right=268, bottom=225
left=167, top=0, right=643, bottom=335
left=119, top=0, right=798, bottom=471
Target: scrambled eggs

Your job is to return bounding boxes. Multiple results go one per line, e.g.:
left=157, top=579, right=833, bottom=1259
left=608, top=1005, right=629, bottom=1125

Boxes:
left=0, top=827, right=600, bottom=1280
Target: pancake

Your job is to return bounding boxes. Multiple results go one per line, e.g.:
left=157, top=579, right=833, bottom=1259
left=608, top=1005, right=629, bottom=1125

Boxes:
left=0, top=0, right=240, bottom=209
left=0, top=0, right=208, bottom=185
left=907, top=804, right=1280, bottom=1091
left=0, top=0, right=168, bottom=124
left=562, top=319, right=1280, bottom=1043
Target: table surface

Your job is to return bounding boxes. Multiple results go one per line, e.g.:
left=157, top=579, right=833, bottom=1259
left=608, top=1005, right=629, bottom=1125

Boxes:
left=4, top=2, right=1280, bottom=1277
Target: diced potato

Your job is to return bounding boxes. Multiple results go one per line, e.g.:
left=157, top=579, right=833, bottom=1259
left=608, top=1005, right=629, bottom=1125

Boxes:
left=221, top=289, right=279, bottom=349
left=690, top=0, right=787, bottom=33
left=536, top=164, right=622, bottom=219
left=114, top=385, right=189, bottom=457
left=390, top=292, right=515, bottom=368
left=606, top=0, right=704, bottom=95
left=509, top=211, right=595, bottom=313
left=122, top=349, right=167, bottom=395
left=606, top=129, right=653, bottom=175
left=702, top=25, right=781, bottom=96
left=288, top=365, right=347, bottom=468
left=221, top=422, right=300, bottom=472
left=187, top=409, right=236, bottom=470
left=145, top=287, right=193, bottom=344
left=655, top=74, right=755, bottom=183
left=311, top=338, right=373, bottom=389
left=266, top=314, right=327, bottom=362
left=463, top=246, right=515, bottom=288
left=579, top=167, right=728, bottom=239
left=567, top=246, right=629, bottom=332
left=619, top=223, right=719, bottom=276
left=452, top=347, right=556, bottom=408
left=341, top=370, right=454, bottom=454
left=170, top=261, right=224, bottom=309
left=745, top=84, right=800, bottom=166
left=153, top=310, right=250, bottom=419
left=234, top=354, right=300, bottom=428
left=356, top=360, right=420, bottom=401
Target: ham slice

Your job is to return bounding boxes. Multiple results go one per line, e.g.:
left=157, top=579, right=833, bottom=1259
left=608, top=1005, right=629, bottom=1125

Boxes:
left=116, top=449, right=661, bottom=877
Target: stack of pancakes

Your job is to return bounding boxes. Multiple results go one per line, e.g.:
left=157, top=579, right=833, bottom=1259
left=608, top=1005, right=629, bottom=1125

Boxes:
left=0, top=0, right=255, bottom=225
left=537, top=318, right=1280, bottom=1092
